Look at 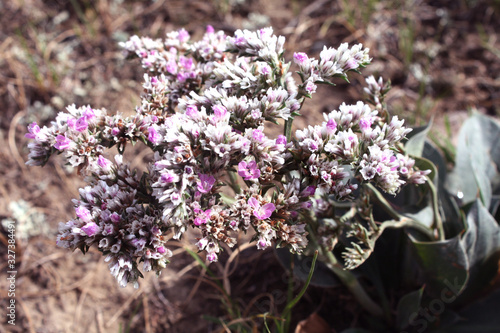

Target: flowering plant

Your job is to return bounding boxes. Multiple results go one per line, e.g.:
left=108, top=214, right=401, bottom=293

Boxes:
left=24, top=26, right=432, bottom=291
left=25, top=24, right=500, bottom=331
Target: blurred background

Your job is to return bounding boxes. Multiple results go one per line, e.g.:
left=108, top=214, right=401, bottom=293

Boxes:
left=0, top=0, right=499, bottom=332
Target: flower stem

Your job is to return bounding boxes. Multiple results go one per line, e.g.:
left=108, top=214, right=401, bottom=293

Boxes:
left=284, top=118, right=293, bottom=143
left=306, top=224, right=383, bottom=317
left=227, top=170, right=241, bottom=194
left=365, top=183, right=435, bottom=240
left=426, top=176, right=445, bottom=240
left=321, top=247, right=384, bottom=317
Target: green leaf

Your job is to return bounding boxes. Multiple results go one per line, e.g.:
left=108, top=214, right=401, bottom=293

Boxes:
left=406, top=120, right=433, bottom=157
left=422, top=141, right=463, bottom=238
left=404, top=206, right=434, bottom=229
left=422, top=141, right=447, bottom=188
left=396, top=286, right=425, bottom=330
left=408, top=200, right=500, bottom=304
left=457, top=199, right=500, bottom=303
left=409, top=233, right=469, bottom=298
left=447, top=113, right=500, bottom=210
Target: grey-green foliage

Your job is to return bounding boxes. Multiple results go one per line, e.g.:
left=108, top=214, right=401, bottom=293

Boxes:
left=447, top=113, right=500, bottom=212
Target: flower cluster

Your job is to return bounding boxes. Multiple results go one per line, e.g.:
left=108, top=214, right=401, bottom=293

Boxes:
left=26, top=26, right=429, bottom=287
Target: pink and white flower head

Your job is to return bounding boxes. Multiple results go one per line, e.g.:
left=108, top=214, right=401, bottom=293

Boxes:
left=54, top=135, right=73, bottom=151
left=148, top=126, right=162, bottom=144
left=97, top=155, right=112, bottom=172
left=238, top=160, right=261, bottom=180
left=75, top=206, right=92, bottom=222
left=81, top=222, right=99, bottom=237
left=248, top=197, right=275, bottom=220
left=197, top=174, right=216, bottom=193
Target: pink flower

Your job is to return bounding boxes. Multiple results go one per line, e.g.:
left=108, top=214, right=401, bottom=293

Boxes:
left=161, top=171, right=178, bottom=184
left=75, top=206, right=92, bottom=222
left=186, top=105, right=200, bottom=119
left=326, top=119, right=337, bottom=134
left=197, top=237, right=209, bottom=250
left=82, top=107, right=95, bottom=121
left=238, top=160, right=261, bottom=180
left=25, top=122, right=40, bottom=139
left=359, top=117, right=373, bottom=131
left=197, top=174, right=216, bottom=193
left=260, top=64, right=271, bottom=75
left=166, top=60, right=177, bottom=74
left=179, top=56, right=193, bottom=70
left=305, top=81, right=317, bottom=94
left=251, top=109, right=262, bottom=119
left=177, top=72, right=188, bottom=82
left=293, top=52, right=308, bottom=65
left=54, top=135, right=73, bottom=150
left=207, top=252, right=218, bottom=262
left=193, top=209, right=211, bottom=226
left=148, top=126, right=161, bottom=144
left=252, top=129, right=265, bottom=142
left=276, top=135, right=287, bottom=145
left=81, top=222, right=99, bottom=237
left=234, top=36, right=246, bottom=45
left=212, top=105, right=227, bottom=122
left=206, top=25, right=214, bottom=34
left=178, top=28, right=190, bottom=43
left=67, top=118, right=77, bottom=131
left=301, top=186, right=316, bottom=197
left=344, top=58, right=358, bottom=70
left=248, top=197, right=275, bottom=220
left=110, top=212, right=121, bottom=223
left=97, top=155, right=112, bottom=171
left=157, top=246, right=166, bottom=254
left=75, top=117, right=89, bottom=132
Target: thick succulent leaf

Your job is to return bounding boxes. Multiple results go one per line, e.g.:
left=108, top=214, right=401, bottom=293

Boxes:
left=447, top=113, right=500, bottom=211
left=405, top=120, right=432, bottom=157
left=422, top=141, right=447, bottom=188
left=409, top=199, right=500, bottom=302
left=421, top=141, right=463, bottom=237
left=409, top=234, right=469, bottom=298
left=396, top=286, right=425, bottom=330
left=457, top=199, right=500, bottom=302
left=404, top=206, right=434, bottom=229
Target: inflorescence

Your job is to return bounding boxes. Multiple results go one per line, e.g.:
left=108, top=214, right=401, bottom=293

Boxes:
left=25, top=26, right=429, bottom=287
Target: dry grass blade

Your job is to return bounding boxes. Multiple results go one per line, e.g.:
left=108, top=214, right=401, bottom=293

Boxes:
left=182, top=267, right=207, bottom=307
left=24, top=252, right=67, bottom=272
left=74, top=289, right=88, bottom=327
left=243, top=292, right=275, bottom=318
left=176, top=260, right=200, bottom=278
left=222, top=241, right=256, bottom=296
left=96, top=309, right=106, bottom=333
left=143, top=294, right=152, bottom=333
